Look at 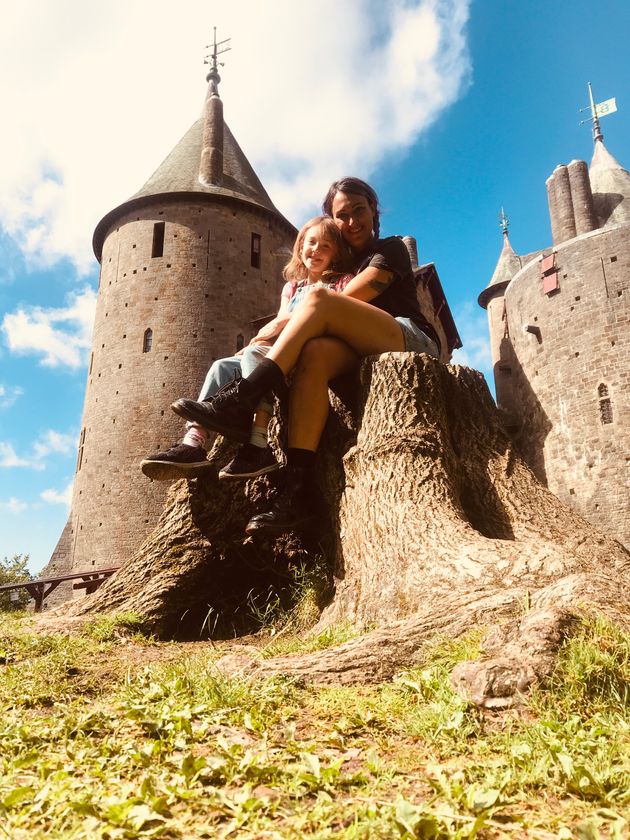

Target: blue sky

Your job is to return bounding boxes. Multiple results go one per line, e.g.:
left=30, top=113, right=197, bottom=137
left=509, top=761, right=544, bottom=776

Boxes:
left=1, top=0, right=629, bottom=573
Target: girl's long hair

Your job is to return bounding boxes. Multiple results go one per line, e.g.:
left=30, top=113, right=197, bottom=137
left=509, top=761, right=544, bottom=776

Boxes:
left=321, top=177, right=381, bottom=239
left=283, top=215, right=353, bottom=282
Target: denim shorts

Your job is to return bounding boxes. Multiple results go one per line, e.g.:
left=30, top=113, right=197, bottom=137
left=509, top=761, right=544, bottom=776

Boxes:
left=395, top=317, right=440, bottom=358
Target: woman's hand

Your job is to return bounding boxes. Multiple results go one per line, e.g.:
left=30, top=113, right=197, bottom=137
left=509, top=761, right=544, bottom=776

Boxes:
left=249, top=316, right=290, bottom=345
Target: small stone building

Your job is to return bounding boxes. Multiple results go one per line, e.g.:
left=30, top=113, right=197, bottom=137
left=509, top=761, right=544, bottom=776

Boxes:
left=43, top=63, right=461, bottom=606
left=479, top=128, right=630, bottom=550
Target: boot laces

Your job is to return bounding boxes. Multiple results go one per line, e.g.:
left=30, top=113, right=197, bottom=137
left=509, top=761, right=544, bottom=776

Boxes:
left=215, top=371, right=241, bottom=395
left=212, top=373, right=242, bottom=406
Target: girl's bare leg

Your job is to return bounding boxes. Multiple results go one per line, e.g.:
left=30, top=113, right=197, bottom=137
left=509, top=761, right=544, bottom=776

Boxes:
left=288, top=337, right=359, bottom=451
left=268, top=287, right=404, bottom=374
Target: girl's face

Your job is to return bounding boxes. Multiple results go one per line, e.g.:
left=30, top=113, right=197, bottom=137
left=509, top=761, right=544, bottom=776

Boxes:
left=330, top=191, right=375, bottom=251
left=301, top=225, right=336, bottom=277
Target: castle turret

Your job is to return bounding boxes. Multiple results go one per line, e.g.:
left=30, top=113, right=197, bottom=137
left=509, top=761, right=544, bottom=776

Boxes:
left=45, top=50, right=296, bottom=600
left=478, top=211, right=522, bottom=415
left=589, top=138, right=630, bottom=228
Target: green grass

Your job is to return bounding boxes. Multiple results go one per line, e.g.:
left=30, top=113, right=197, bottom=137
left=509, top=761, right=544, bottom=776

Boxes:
left=0, top=612, right=628, bottom=838
left=81, top=612, right=154, bottom=643
left=260, top=621, right=365, bottom=659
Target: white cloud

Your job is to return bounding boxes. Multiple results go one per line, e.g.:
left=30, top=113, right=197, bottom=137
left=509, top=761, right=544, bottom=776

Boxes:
left=0, top=497, right=28, bottom=514
left=41, top=481, right=73, bottom=508
left=0, top=0, right=470, bottom=273
left=33, top=430, right=77, bottom=459
left=0, top=442, right=36, bottom=469
left=2, top=286, right=96, bottom=368
left=0, top=428, right=77, bottom=470
left=0, top=384, right=24, bottom=409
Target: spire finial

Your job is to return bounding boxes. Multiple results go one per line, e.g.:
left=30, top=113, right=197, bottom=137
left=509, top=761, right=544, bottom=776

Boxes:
left=499, top=207, right=509, bottom=236
left=204, top=27, right=231, bottom=94
left=588, top=82, right=603, bottom=143
left=579, top=82, right=618, bottom=145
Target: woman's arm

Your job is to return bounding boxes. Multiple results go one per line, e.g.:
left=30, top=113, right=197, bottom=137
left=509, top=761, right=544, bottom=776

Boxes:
left=248, top=293, right=291, bottom=345
left=340, top=266, right=395, bottom=302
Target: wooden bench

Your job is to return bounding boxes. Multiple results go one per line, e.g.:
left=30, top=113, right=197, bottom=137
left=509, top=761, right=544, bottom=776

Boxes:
left=0, top=567, right=120, bottom=612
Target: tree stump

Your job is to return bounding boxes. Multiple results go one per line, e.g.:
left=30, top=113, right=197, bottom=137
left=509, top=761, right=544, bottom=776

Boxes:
left=43, top=354, right=630, bottom=703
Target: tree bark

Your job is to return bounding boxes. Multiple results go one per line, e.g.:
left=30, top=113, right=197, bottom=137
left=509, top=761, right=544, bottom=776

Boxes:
left=321, top=355, right=630, bottom=626
left=42, top=354, right=630, bottom=702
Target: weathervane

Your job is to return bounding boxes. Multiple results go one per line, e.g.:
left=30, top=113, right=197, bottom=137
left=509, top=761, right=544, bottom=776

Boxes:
left=204, top=27, right=231, bottom=91
left=579, top=82, right=617, bottom=143
left=498, top=207, right=509, bottom=235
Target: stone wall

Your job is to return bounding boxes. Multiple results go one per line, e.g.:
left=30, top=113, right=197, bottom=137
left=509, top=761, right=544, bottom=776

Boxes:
left=504, top=222, right=630, bottom=548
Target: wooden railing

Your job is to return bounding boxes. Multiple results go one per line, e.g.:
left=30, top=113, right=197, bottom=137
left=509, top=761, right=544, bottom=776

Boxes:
left=0, top=567, right=120, bottom=612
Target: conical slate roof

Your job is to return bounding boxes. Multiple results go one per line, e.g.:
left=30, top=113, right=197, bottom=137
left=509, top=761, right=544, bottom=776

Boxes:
left=589, top=138, right=630, bottom=228
left=93, top=105, right=293, bottom=260
left=131, top=117, right=279, bottom=212
left=478, top=231, right=522, bottom=308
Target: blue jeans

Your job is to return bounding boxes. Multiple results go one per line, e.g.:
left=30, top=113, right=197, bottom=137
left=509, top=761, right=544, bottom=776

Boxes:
left=197, top=344, right=273, bottom=414
left=395, top=317, right=440, bottom=358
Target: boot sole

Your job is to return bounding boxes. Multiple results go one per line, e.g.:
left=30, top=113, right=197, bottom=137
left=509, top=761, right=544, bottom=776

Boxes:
left=140, top=459, right=214, bottom=481
left=218, top=461, right=282, bottom=481
left=171, top=402, right=250, bottom=444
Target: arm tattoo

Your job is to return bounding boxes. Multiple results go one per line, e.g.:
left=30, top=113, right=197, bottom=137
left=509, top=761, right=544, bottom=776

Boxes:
left=368, top=274, right=394, bottom=294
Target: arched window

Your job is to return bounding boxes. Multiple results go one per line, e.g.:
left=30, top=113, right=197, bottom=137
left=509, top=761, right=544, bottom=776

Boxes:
left=143, top=328, right=153, bottom=353
left=236, top=333, right=244, bottom=351
left=598, top=383, right=613, bottom=424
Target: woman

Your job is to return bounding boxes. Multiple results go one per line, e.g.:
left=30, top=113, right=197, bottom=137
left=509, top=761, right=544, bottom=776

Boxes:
left=175, top=177, right=440, bottom=533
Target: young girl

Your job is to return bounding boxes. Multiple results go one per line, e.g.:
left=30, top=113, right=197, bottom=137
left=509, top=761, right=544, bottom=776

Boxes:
left=141, top=215, right=352, bottom=481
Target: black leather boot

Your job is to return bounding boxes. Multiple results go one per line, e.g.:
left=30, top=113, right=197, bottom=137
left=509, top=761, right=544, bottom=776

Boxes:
left=171, top=376, right=256, bottom=443
left=245, top=465, right=321, bottom=535
left=172, top=361, right=284, bottom=444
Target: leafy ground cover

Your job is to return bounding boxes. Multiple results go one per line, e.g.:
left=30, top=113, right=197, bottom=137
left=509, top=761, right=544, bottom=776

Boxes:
left=0, top=611, right=628, bottom=839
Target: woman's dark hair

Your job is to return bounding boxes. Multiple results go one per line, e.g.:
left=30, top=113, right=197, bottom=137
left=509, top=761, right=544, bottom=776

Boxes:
left=322, top=177, right=381, bottom=238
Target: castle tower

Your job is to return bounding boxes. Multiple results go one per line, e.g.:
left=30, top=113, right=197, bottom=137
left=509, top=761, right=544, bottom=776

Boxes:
left=478, top=211, right=523, bottom=423
left=45, top=49, right=296, bottom=595
left=478, top=94, right=630, bottom=550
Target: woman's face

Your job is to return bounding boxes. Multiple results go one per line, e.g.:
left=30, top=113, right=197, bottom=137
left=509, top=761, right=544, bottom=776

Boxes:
left=301, top=225, right=336, bottom=276
left=330, top=191, right=375, bottom=251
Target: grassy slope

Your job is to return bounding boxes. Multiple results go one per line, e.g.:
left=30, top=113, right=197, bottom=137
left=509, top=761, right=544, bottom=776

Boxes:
left=0, top=613, right=628, bottom=839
